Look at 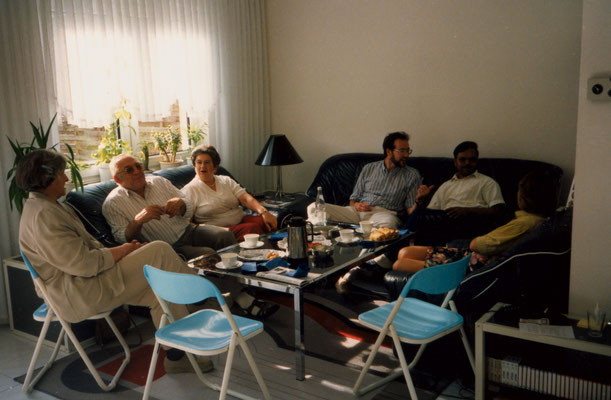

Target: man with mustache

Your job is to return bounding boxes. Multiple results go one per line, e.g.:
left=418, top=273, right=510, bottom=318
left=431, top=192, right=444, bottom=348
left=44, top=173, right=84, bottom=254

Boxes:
left=408, top=141, right=505, bottom=244
left=307, top=131, right=422, bottom=229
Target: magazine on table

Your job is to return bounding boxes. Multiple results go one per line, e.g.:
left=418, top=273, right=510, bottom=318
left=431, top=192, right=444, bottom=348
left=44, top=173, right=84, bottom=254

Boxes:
left=256, top=266, right=320, bottom=285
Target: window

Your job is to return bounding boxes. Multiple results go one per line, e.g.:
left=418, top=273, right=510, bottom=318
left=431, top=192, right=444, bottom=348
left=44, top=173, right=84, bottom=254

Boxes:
left=51, top=0, right=214, bottom=164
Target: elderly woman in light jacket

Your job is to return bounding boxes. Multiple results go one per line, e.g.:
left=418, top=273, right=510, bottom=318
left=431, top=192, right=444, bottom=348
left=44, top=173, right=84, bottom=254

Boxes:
left=17, top=149, right=211, bottom=373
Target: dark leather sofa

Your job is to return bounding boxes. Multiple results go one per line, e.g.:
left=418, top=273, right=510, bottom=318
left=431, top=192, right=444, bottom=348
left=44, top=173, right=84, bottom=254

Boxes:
left=65, top=165, right=242, bottom=247
left=297, top=153, right=571, bottom=336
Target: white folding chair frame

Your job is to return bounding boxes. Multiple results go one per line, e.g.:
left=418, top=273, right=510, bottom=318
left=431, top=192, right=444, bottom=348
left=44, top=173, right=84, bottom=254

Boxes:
left=21, top=266, right=130, bottom=393
left=143, top=279, right=270, bottom=400
left=353, top=283, right=475, bottom=399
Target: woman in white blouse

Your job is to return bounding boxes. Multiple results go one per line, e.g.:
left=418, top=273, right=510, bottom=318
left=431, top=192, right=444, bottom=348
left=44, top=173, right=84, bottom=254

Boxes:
left=182, top=145, right=277, bottom=241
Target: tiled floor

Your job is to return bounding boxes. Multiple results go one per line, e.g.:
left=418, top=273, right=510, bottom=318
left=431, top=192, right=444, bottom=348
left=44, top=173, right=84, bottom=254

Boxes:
left=0, top=325, right=472, bottom=399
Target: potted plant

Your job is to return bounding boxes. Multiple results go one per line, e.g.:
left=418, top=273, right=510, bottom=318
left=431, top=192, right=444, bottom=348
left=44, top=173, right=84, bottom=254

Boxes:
left=153, top=125, right=183, bottom=169
left=139, top=140, right=152, bottom=172
left=6, top=113, right=85, bottom=213
left=186, top=122, right=208, bottom=148
left=91, top=122, right=132, bottom=181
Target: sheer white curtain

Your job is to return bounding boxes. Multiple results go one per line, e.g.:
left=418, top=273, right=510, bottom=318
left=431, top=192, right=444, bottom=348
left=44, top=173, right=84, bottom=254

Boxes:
left=0, top=0, right=57, bottom=323
left=52, top=0, right=215, bottom=126
left=206, top=0, right=272, bottom=192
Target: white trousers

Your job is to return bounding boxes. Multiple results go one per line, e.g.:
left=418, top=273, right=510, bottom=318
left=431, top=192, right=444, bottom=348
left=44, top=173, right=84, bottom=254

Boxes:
left=307, top=203, right=401, bottom=229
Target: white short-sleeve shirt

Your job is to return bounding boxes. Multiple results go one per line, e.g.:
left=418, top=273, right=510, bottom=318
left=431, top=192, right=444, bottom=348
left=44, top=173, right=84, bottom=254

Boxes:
left=428, top=171, right=504, bottom=210
left=181, top=175, right=247, bottom=226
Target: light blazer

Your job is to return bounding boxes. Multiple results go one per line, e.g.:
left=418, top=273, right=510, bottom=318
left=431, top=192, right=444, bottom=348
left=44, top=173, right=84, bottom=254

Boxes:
left=19, top=192, right=124, bottom=323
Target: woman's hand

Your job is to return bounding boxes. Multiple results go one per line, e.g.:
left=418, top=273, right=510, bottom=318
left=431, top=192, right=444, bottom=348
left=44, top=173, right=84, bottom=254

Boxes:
left=261, top=211, right=277, bottom=231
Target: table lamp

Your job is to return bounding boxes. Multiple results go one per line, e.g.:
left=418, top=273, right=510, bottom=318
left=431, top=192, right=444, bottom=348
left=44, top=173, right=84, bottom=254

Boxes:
left=255, top=134, right=303, bottom=200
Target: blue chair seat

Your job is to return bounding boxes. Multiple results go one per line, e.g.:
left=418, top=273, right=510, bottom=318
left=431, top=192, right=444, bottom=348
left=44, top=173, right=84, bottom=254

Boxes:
left=359, top=298, right=464, bottom=341
left=156, top=310, right=263, bottom=352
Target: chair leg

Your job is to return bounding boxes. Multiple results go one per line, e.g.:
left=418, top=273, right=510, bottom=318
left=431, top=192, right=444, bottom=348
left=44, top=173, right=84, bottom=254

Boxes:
left=102, top=315, right=131, bottom=385
left=238, top=334, right=271, bottom=400
left=143, top=340, right=162, bottom=400
left=22, top=314, right=64, bottom=393
left=58, top=318, right=120, bottom=391
left=216, top=334, right=235, bottom=400
left=450, top=300, right=475, bottom=373
left=459, top=325, right=475, bottom=372
left=390, top=326, right=419, bottom=400
left=353, top=325, right=388, bottom=395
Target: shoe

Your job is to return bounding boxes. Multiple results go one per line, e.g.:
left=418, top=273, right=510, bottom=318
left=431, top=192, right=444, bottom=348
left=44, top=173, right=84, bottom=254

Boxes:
left=243, top=299, right=280, bottom=320
left=164, top=354, right=214, bottom=374
left=335, top=266, right=363, bottom=295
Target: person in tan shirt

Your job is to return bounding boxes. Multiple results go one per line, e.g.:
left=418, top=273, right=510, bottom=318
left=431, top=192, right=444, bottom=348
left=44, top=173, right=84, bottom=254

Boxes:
left=17, top=149, right=211, bottom=373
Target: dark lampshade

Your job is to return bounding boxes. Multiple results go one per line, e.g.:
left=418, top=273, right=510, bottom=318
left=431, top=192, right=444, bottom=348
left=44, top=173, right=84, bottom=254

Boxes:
left=255, top=134, right=303, bottom=166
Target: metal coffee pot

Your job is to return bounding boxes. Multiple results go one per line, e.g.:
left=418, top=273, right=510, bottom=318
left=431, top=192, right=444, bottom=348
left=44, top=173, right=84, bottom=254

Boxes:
left=286, top=216, right=313, bottom=264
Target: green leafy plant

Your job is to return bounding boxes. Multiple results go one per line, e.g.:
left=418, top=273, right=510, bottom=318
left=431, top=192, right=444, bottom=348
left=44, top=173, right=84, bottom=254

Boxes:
left=6, top=113, right=85, bottom=213
left=153, top=125, right=182, bottom=162
left=186, top=122, right=208, bottom=147
left=91, top=122, right=132, bottom=164
left=139, top=140, right=152, bottom=171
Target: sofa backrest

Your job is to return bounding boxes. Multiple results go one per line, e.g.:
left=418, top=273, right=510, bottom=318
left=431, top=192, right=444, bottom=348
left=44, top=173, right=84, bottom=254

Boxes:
left=65, top=165, right=234, bottom=247
left=307, top=153, right=563, bottom=213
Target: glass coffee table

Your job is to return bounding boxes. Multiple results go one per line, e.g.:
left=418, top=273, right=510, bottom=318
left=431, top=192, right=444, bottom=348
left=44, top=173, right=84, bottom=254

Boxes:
left=188, top=225, right=412, bottom=380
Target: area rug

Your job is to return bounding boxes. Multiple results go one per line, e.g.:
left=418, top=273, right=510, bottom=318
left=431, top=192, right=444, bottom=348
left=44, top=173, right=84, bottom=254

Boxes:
left=14, top=290, right=451, bottom=399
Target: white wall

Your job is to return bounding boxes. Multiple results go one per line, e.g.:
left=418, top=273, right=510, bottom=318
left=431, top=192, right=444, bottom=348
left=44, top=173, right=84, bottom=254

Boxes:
left=570, top=0, right=611, bottom=316
left=266, top=0, right=582, bottom=197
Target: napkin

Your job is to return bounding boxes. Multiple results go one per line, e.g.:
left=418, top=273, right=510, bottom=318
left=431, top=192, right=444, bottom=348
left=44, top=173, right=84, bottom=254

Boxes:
left=270, top=232, right=288, bottom=240
left=285, top=263, right=310, bottom=278
left=241, top=257, right=290, bottom=274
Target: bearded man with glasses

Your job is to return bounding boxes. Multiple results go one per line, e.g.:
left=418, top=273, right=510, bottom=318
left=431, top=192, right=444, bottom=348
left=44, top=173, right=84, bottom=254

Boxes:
left=307, top=131, right=423, bottom=229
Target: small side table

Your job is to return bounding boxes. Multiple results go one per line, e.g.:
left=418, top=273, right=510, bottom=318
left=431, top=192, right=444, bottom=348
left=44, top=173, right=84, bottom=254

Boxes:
left=253, top=191, right=310, bottom=226
left=475, top=302, right=611, bottom=399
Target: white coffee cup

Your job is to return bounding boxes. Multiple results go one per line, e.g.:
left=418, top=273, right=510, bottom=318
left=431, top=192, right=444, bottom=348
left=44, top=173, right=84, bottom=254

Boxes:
left=359, top=220, right=373, bottom=236
left=244, top=234, right=259, bottom=247
left=220, top=252, right=238, bottom=268
left=339, top=229, right=354, bottom=242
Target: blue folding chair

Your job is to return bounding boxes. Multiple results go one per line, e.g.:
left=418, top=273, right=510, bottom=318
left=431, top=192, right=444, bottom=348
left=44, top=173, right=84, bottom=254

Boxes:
left=20, top=250, right=130, bottom=393
left=353, top=256, right=475, bottom=399
left=142, top=265, right=271, bottom=400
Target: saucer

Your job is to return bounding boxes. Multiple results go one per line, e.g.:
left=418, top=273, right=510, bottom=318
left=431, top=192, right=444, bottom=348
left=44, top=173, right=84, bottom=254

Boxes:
left=215, top=260, right=243, bottom=270
left=355, top=227, right=373, bottom=235
left=239, top=241, right=264, bottom=249
left=335, top=236, right=361, bottom=244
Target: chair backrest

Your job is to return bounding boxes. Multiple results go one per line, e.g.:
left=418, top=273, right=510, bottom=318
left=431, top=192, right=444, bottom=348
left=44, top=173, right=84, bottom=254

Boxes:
left=20, top=249, right=40, bottom=279
left=143, top=265, right=225, bottom=306
left=400, top=256, right=471, bottom=299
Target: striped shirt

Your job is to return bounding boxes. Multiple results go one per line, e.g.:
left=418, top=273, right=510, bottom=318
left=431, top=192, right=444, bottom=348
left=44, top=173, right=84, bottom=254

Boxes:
left=102, top=175, right=194, bottom=244
left=349, top=160, right=422, bottom=212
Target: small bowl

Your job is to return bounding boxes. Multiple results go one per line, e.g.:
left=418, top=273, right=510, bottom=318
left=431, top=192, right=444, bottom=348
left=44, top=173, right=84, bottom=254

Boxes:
left=311, top=244, right=334, bottom=257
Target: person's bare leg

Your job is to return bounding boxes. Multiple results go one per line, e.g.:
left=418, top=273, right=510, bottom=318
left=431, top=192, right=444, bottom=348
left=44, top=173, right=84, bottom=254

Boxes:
left=392, top=246, right=432, bottom=272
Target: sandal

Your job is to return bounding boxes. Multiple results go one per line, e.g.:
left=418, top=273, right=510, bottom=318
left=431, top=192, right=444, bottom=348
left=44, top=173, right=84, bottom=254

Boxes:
left=244, top=300, right=280, bottom=320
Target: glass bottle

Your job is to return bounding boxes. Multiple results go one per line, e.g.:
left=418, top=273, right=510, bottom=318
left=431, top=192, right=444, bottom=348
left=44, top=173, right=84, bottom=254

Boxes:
left=315, top=186, right=326, bottom=226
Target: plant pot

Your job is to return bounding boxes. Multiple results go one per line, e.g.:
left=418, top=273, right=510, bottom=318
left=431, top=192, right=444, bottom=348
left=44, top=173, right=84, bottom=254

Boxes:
left=98, top=163, right=113, bottom=181
left=159, top=160, right=184, bottom=170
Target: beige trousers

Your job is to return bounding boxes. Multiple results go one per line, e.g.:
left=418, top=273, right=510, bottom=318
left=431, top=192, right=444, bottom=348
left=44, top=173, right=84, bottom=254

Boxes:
left=106, top=241, right=192, bottom=329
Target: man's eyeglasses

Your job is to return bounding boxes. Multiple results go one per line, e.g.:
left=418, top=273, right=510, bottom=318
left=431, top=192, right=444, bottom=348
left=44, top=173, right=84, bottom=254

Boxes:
left=117, top=163, right=144, bottom=175
left=394, top=148, right=413, bottom=155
